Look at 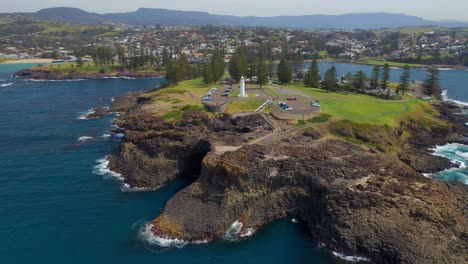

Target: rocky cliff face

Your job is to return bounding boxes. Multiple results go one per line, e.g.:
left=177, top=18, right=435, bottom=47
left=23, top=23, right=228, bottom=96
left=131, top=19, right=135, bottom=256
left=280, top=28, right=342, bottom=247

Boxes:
left=108, top=112, right=273, bottom=189
left=150, top=139, right=467, bottom=263
left=106, top=100, right=467, bottom=263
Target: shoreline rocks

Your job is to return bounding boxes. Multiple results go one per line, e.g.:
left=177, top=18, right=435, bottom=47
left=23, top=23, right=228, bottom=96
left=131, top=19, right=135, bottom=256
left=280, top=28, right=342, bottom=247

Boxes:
left=103, top=91, right=467, bottom=263
left=14, top=68, right=165, bottom=80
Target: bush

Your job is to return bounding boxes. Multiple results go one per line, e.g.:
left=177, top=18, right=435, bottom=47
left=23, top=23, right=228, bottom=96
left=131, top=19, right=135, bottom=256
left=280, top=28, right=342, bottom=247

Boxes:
left=307, top=113, right=332, bottom=123
left=99, top=68, right=106, bottom=74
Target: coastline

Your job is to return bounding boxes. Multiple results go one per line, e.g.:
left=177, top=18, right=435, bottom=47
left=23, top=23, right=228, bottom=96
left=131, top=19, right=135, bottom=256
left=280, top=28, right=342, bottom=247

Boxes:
left=89, top=78, right=468, bottom=263
left=0, top=59, right=53, bottom=64
left=14, top=68, right=165, bottom=80
left=321, top=58, right=468, bottom=70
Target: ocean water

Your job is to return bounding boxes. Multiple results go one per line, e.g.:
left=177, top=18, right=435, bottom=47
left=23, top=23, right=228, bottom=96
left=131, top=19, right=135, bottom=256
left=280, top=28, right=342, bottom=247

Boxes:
left=0, top=64, right=333, bottom=263
left=0, top=63, right=466, bottom=263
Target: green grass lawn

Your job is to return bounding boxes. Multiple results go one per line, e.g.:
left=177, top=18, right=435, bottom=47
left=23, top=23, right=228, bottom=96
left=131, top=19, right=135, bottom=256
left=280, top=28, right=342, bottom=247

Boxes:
left=355, top=58, right=423, bottom=67
left=226, top=100, right=264, bottom=114
left=281, top=85, right=435, bottom=126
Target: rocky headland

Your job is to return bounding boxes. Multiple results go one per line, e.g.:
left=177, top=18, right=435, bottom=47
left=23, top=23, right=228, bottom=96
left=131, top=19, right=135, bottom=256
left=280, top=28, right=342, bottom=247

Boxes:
left=102, top=90, right=467, bottom=263
left=14, top=68, right=164, bottom=80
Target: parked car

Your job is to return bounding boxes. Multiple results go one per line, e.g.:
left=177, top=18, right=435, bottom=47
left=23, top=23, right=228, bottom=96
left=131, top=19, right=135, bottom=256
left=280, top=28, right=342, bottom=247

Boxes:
left=311, top=101, right=320, bottom=107
left=287, top=97, right=297, bottom=101
left=222, top=92, right=230, bottom=97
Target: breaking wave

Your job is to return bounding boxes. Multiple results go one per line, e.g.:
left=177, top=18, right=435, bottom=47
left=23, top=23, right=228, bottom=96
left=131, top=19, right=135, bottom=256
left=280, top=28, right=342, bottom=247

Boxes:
left=224, top=220, right=255, bottom=240
left=0, top=83, right=13, bottom=87
left=332, top=251, right=371, bottom=262
left=92, top=156, right=123, bottom=181
left=427, top=143, right=468, bottom=184
left=139, top=223, right=209, bottom=248
left=120, top=183, right=158, bottom=192
left=224, top=220, right=243, bottom=241
left=77, top=136, right=93, bottom=142
left=441, top=90, right=468, bottom=107
left=77, top=109, right=95, bottom=120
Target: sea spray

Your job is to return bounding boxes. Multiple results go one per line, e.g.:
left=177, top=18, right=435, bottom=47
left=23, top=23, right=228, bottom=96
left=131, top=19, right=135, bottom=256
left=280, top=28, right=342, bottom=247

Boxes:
left=0, top=82, right=13, bottom=87
left=332, top=251, right=371, bottom=262
left=92, top=156, right=123, bottom=181
left=427, top=143, right=468, bottom=184
left=139, top=223, right=209, bottom=248
left=77, top=136, right=93, bottom=142
left=77, top=109, right=95, bottom=120
left=224, top=221, right=243, bottom=241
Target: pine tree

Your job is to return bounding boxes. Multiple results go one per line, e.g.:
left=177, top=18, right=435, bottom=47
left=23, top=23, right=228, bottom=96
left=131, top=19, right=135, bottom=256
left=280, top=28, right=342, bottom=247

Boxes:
left=370, top=65, right=380, bottom=89
left=211, top=50, right=225, bottom=82
left=397, top=65, right=411, bottom=95
left=422, top=68, right=442, bottom=99
left=202, top=63, right=214, bottom=84
left=229, top=52, right=246, bottom=82
left=246, top=56, right=258, bottom=81
left=323, top=66, right=338, bottom=92
left=277, top=59, right=292, bottom=84
left=257, top=60, right=268, bottom=88
left=381, top=63, right=390, bottom=90
left=353, top=70, right=368, bottom=93
left=305, top=58, right=320, bottom=87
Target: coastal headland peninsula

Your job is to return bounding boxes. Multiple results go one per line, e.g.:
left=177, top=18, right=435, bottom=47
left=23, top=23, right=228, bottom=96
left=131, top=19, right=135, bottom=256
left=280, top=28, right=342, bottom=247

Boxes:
left=77, top=76, right=468, bottom=263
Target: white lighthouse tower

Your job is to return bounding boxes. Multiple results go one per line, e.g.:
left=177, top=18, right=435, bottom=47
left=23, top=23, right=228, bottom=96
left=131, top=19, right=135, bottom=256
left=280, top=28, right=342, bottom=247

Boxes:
left=239, top=76, right=247, bottom=97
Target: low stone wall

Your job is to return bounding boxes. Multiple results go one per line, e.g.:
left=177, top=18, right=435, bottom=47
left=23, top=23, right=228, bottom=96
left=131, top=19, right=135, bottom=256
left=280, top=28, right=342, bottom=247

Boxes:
left=270, top=106, right=321, bottom=120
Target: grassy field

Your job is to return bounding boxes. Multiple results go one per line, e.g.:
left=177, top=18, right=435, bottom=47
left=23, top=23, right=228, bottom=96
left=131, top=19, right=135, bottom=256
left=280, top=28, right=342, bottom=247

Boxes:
left=139, top=78, right=440, bottom=128
left=226, top=100, right=264, bottom=114
left=355, top=58, right=423, bottom=67
left=140, top=78, right=212, bottom=120
left=280, top=85, right=437, bottom=126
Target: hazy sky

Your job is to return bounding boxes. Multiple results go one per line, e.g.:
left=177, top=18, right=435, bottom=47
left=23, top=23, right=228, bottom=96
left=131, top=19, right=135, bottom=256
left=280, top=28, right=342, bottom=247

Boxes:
left=3, top=0, right=468, bottom=21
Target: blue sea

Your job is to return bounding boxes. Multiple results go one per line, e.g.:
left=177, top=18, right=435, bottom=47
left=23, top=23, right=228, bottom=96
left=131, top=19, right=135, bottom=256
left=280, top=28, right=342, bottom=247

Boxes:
left=0, top=62, right=466, bottom=263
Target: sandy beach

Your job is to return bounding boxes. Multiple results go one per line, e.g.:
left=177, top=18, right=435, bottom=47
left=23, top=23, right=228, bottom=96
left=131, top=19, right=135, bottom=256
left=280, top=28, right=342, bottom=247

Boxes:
left=0, top=59, right=53, bottom=64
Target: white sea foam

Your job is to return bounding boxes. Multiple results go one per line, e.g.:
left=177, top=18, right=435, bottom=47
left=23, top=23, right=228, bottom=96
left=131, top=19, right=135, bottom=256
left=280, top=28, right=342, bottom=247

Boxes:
left=239, top=228, right=255, bottom=238
left=139, top=223, right=209, bottom=248
left=101, top=134, right=111, bottom=138
left=77, top=136, right=93, bottom=142
left=92, top=156, right=123, bottom=181
left=0, top=83, right=13, bottom=87
left=120, top=183, right=158, bottom=192
left=332, top=251, right=371, bottom=262
left=224, top=220, right=243, bottom=241
left=115, top=133, right=125, bottom=138
left=77, top=109, right=95, bottom=120
left=441, top=90, right=468, bottom=107
left=291, top=218, right=299, bottom=223
left=24, top=79, right=86, bottom=82
left=139, top=223, right=188, bottom=248
left=431, top=143, right=468, bottom=169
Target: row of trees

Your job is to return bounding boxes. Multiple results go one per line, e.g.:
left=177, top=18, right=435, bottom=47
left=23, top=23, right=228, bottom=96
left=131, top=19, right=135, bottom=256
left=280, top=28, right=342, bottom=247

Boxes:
left=227, top=49, right=269, bottom=87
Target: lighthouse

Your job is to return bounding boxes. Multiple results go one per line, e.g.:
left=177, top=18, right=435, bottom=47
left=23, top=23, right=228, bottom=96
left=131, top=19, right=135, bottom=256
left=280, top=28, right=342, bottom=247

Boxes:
left=239, top=76, right=247, bottom=97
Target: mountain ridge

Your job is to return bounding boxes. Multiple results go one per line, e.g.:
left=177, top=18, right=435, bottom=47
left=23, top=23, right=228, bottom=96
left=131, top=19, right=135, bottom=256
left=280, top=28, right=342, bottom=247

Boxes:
left=3, top=7, right=468, bottom=29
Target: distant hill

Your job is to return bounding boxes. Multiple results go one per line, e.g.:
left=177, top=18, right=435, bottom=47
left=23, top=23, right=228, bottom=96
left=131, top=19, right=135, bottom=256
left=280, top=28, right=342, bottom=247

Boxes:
left=33, top=7, right=105, bottom=24
left=2, top=7, right=467, bottom=29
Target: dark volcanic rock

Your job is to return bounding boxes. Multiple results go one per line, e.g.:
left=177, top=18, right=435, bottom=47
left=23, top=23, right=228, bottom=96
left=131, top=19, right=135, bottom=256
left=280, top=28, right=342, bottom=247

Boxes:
left=108, top=112, right=273, bottom=189
left=152, top=140, right=467, bottom=264
left=105, top=102, right=468, bottom=263
left=84, top=107, right=110, bottom=119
